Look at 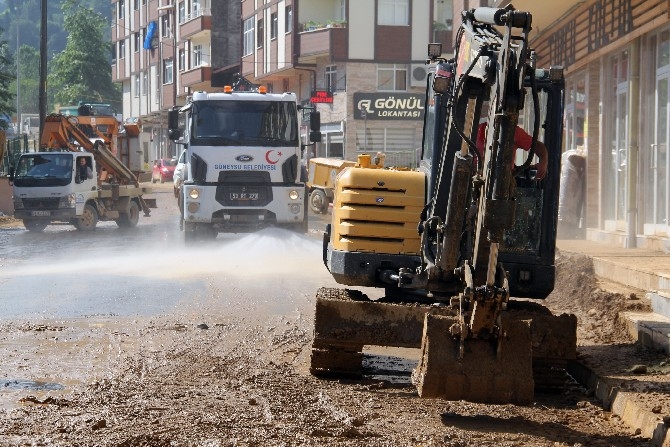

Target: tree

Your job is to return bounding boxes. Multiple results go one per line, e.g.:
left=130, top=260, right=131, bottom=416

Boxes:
left=0, top=26, right=16, bottom=126
left=11, top=44, right=40, bottom=114
left=47, top=1, right=120, bottom=109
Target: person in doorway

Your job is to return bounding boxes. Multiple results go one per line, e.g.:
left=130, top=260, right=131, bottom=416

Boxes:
left=77, top=157, right=93, bottom=183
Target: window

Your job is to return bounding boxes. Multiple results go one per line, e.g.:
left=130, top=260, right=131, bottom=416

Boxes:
left=193, top=44, right=202, bottom=67
left=285, top=6, right=292, bottom=33
left=377, top=64, right=407, bottom=91
left=135, top=75, right=140, bottom=97
left=326, top=65, right=337, bottom=92
left=112, top=44, right=117, bottom=63
left=271, top=12, right=278, bottom=39
left=161, top=14, right=171, bottom=38
left=119, top=39, right=126, bottom=59
left=257, top=18, right=264, bottom=48
left=118, top=0, right=125, bottom=19
left=378, top=0, right=408, bottom=26
left=179, top=49, right=185, bottom=71
left=243, top=17, right=255, bottom=56
left=163, top=58, right=174, bottom=84
left=142, top=71, right=148, bottom=95
left=133, top=0, right=139, bottom=10
left=192, top=0, right=201, bottom=17
left=178, top=2, right=185, bottom=23
left=134, top=32, right=140, bottom=52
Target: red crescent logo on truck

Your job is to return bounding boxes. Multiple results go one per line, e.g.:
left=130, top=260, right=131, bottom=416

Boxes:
left=265, top=150, right=282, bottom=164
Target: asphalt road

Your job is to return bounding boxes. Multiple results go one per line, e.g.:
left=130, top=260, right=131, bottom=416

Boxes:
left=0, top=183, right=333, bottom=320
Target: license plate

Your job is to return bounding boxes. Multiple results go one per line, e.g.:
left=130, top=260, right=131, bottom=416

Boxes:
left=230, top=192, right=258, bottom=201
left=31, top=211, right=50, bottom=217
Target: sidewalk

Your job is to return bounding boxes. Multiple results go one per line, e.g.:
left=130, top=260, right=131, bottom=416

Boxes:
left=556, top=238, right=670, bottom=446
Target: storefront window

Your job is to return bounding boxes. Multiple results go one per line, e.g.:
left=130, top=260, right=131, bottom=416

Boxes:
left=604, top=50, right=630, bottom=223
left=564, top=74, right=586, bottom=152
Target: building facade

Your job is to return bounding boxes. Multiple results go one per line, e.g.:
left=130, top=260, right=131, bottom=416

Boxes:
left=504, top=0, right=670, bottom=250
left=240, top=0, right=453, bottom=166
left=111, top=0, right=240, bottom=163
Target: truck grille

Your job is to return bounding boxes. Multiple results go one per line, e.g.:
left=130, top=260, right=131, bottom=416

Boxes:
left=215, top=171, right=272, bottom=207
left=21, top=198, right=60, bottom=211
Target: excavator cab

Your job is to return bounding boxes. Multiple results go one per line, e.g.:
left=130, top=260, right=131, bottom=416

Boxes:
left=421, top=62, right=565, bottom=299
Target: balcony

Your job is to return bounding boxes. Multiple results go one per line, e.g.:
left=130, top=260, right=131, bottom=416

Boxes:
left=298, top=26, right=347, bottom=64
left=179, top=9, right=212, bottom=40
left=181, top=66, right=212, bottom=89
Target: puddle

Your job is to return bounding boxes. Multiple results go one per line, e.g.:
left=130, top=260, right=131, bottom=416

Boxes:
left=0, top=379, right=65, bottom=391
left=361, top=347, right=421, bottom=385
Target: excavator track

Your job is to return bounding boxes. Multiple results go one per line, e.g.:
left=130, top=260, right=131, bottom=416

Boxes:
left=310, top=287, right=577, bottom=403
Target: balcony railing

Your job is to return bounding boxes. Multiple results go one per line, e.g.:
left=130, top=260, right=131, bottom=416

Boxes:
left=299, top=27, right=347, bottom=63
left=181, top=66, right=212, bottom=87
left=178, top=7, right=211, bottom=25
left=179, top=12, right=212, bottom=40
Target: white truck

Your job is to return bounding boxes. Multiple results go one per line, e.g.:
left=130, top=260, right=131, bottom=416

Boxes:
left=168, top=86, right=321, bottom=242
left=10, top=114, right=155, bottom=232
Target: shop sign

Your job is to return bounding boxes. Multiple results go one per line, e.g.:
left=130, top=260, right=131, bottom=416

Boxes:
left=353, top=92, right=424, bottom=121
left=310, top=90, right=333, bottom=104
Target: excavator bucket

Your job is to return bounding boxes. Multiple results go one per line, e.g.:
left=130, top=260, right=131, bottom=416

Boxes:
left=412, top=313, right=535, bottom=405
left=412, top=306, right=577, bottom=404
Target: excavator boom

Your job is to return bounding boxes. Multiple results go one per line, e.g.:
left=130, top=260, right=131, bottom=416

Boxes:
left=40, top=114, right=139, bottom=187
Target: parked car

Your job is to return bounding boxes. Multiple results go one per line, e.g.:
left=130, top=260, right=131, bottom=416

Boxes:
left=173, top=150, right=187, bottom=197
left=152, top=158, right=176, bottom=183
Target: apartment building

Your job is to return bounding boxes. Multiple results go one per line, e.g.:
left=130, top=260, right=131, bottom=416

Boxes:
left=110, top=0, right=240, bottom=162
left=240, top=0, right=453, bottom=165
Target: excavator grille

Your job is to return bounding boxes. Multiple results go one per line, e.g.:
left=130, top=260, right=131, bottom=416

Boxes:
left=330, top=167, right=425, bottom=255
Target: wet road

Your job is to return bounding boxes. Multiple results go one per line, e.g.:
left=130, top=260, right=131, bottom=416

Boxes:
left=0, top=184, right=338, bottom=408
left=0, top=184, right=333, bottom=320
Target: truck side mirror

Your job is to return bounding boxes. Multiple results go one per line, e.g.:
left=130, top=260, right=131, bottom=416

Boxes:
left=168, top=129, right=182, bottom=140
left=168, top=108, right=179, bottom=140
left=309, top=111, right=322, bottom=143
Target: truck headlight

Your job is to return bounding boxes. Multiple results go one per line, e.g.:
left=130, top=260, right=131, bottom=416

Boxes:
left=189, top=188, right=200, bottom=199
left=290, top=204, right=301, bottom=214
left=13, top=199, right=24, bottom=210
left=59, top=194, right=75, bottom=208
left=289, top=189, right=300, bottom=200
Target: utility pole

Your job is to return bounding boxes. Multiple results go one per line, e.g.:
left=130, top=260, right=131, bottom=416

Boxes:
left=15, top=24, right=19, bottom=135
left=39, top=0, right=47, bottom=141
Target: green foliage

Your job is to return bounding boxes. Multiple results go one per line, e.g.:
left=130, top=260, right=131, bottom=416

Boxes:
left=0, top=0, right=113, bottom=118
left=48, top=2, right=120, bottom=109
left=0, top=27, right=16, bottom=125
left=11, top=45, right=39, bottom=114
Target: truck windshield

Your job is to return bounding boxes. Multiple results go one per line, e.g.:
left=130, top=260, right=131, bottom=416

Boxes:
left=191, top=100, right=298, bottom=147
left=13, top=154, right=74, bottom=187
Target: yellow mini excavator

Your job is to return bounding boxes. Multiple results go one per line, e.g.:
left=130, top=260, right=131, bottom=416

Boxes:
left=310, top=6, right=577, bottom=405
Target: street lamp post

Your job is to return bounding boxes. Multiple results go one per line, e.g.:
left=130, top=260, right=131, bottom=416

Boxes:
left=360, top=107, right=368, bottom=151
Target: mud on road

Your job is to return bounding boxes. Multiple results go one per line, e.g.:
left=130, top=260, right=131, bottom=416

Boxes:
left=0, top=184, right=666, bottom=446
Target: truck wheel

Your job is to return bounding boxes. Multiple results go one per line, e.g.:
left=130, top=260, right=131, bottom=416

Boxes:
left=23, top=219, right=48, bottom=232
left=74, top=204, right=98, bottom=231
left=116, top=201, right=140, bottom=228
left=309, top=189, right=329, bottom=214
